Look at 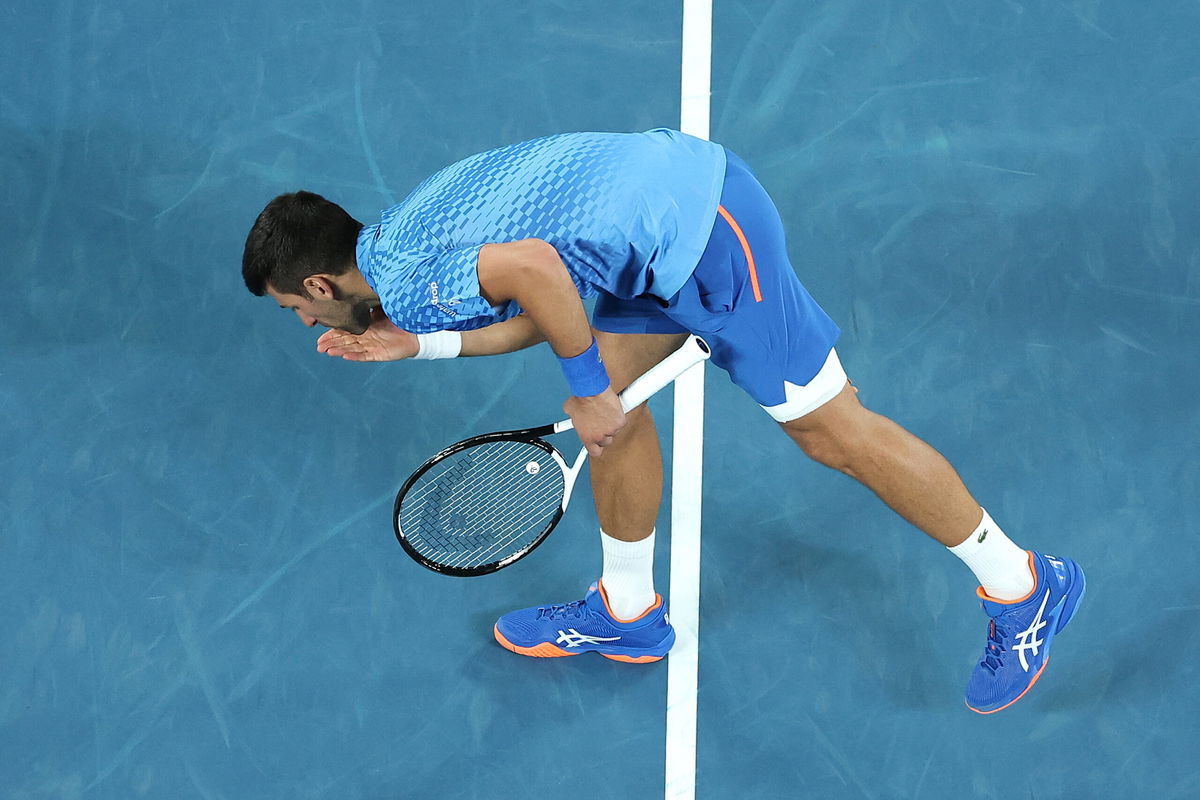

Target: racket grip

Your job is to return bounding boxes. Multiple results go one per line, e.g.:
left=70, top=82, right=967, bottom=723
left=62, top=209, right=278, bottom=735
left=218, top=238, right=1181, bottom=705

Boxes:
left=618, top=335, right=711, bottom=412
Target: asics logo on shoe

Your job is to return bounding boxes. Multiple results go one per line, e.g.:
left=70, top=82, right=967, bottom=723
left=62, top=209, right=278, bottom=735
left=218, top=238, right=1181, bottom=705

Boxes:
left=556, top=629, right=621, bottom=649
left=1013, top=590, right=1052, bottom=672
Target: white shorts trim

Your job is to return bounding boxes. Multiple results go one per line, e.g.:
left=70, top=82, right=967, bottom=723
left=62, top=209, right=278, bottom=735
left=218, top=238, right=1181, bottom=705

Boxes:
left=760, top=348, right=848, bottom=423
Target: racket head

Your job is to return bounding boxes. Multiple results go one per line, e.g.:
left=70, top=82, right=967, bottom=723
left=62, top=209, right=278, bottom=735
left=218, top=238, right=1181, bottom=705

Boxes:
left=393, top=430, right=569, bottom=576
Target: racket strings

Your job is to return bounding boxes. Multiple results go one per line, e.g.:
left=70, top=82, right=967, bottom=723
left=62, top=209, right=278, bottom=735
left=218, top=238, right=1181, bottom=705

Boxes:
left=409, top=447, right=558, bottom=538
left=398, top=440, right=566, bottom=569
left=415, top=451, right=561, bottom=567
left=406, top=445, right=548, bottom=524
left=442, top=452, right=563, bottom=566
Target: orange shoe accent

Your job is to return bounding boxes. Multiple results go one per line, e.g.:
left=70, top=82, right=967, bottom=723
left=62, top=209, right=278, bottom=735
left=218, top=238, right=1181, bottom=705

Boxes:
left=493, top=625, right=577, bottom=658
left=716, top=205, right=763, bottom=303
left=966, top=658, right=1050, bottom=715
left=602, top=653, right=664, bottom=663
left=596, top=580, right=662, bottom=624
left=976, top=552, right=1039, bottom=605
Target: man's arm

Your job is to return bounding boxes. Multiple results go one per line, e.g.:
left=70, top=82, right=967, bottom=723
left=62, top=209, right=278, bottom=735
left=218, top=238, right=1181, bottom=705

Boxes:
left=316, top=309, right=545, bottom=361
left=460, top=314, right=546, bottom=356
left=476, top=239, right=594, bottom=358
left=476, top=239, right=626, bottom=456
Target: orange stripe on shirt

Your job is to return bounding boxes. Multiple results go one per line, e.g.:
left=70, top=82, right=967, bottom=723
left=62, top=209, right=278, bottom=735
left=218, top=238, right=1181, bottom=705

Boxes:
left=716, top=205, right=763, bottom=302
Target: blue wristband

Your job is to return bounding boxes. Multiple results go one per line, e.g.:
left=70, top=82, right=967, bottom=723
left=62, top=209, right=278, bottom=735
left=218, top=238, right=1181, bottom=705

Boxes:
left=557, top=337, right=611, bottom=397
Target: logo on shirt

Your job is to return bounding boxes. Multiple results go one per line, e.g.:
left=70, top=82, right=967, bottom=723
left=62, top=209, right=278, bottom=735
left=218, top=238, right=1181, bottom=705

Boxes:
left=429, top=281, right=461, bottom=317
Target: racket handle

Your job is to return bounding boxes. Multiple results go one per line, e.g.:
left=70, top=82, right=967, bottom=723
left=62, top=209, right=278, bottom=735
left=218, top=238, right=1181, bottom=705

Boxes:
left=550, top=335, right=711, bottom=434
left=619, top=335, right=711, bottom=412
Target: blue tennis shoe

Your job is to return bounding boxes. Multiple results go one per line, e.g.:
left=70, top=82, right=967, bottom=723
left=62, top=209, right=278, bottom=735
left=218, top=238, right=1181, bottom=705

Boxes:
left=494, top=581, right=675, bottom=663
left=965, top=551, right=1086, bottom=714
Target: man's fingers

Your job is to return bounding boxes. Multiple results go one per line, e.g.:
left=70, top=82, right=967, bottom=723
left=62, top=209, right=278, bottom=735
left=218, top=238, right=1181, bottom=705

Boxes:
left=317, top=333, right=346, bottom=353
left=322, top=342, right=361, bottom=358
left=317, top=331, right=388, bottom=363
left=585, top=433, right=616, bottom=457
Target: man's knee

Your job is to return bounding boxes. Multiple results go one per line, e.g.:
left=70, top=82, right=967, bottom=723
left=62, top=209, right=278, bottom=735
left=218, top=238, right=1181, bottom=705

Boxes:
left=780, top=384, right=875, bottom=473
left=787, top=425, right=858, bottom=472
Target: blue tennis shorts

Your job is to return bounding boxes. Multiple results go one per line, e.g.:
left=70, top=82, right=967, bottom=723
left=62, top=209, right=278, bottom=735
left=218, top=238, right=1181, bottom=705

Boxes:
left=592, top=149, right=841, bottom=409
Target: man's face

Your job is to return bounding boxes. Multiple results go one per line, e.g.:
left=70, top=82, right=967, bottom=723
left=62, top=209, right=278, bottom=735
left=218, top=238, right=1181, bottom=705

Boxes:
left=267, top=280, right=375, bottom=335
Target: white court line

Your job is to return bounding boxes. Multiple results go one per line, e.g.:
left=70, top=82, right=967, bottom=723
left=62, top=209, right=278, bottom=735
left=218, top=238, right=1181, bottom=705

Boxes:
left=665, top=2, right=710, bottom=799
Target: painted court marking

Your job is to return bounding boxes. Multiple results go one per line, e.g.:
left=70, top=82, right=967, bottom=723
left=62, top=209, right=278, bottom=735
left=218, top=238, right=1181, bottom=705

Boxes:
left=665, top=2, right=710, bottom=798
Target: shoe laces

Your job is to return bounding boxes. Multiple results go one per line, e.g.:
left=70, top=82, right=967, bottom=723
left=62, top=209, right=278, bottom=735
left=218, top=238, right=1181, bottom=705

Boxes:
left=981, top=619, right=1009, bottom=674
left=537, top=599, right=587, bottom=620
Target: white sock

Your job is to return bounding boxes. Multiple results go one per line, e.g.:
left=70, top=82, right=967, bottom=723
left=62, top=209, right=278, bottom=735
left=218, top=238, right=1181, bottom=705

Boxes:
left=600, top=529, right=657, bottom=621
left=948, top=509, right=1035, bottom=601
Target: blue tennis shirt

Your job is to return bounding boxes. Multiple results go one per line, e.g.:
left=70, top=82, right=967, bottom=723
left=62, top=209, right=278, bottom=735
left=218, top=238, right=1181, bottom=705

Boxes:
left=355, top=129, right=727, bottom=333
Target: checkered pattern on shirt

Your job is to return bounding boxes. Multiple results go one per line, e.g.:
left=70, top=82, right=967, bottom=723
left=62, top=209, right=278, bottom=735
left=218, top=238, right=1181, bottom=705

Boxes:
left=358, top=130, right=726, bottom=333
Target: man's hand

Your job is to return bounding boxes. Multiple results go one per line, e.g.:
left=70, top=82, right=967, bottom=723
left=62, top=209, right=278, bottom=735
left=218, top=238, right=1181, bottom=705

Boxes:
left=316, top=308, right=418, bottom=361
left=564, top=388, right=626, bottom=457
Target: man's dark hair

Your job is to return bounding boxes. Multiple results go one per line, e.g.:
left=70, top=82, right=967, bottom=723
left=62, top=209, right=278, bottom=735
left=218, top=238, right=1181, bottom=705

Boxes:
left=242, top=191, right=364, bottom=297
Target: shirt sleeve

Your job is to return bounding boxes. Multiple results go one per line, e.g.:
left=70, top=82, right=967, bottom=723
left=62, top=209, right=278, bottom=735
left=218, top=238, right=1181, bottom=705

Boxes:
left=376, top=245, right=520, bottom=333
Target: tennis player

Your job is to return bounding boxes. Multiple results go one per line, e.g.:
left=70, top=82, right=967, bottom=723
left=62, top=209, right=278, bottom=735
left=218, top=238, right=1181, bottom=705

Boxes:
left=242, top=129, right=1085, bottom=713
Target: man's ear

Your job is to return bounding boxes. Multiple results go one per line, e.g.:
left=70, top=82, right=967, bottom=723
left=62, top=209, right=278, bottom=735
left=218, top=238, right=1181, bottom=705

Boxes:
left=303, top=275, right=337, bottom=299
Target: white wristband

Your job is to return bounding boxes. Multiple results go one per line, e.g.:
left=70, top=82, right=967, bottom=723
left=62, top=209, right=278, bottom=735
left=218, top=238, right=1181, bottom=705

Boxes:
left=413, top=330, right=463, bottom=360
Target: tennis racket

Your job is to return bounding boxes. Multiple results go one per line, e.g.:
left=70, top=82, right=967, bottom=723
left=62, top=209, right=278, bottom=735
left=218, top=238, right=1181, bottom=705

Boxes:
left=393, top=334, right=711, bottom=576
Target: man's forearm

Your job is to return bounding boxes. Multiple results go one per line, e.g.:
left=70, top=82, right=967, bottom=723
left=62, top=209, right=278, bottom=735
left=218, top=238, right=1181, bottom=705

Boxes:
left=459, top=314, right=547, bottom=357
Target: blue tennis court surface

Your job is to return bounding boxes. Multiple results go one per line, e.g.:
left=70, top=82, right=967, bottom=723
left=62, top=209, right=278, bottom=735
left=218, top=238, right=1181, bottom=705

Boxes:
left=4, top=1, right=1198, bottom=797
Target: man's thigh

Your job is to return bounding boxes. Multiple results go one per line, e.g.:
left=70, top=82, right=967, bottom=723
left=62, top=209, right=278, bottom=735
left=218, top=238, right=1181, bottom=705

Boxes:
left=593, top=330, right=689, bottom=392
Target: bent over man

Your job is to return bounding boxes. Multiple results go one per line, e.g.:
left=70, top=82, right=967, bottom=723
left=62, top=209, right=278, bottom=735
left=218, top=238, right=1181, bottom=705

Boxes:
left=242, top=129, right=1085, bottom=713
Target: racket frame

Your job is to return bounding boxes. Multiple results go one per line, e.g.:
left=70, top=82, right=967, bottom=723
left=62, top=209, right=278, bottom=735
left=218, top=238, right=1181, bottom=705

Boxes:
left=393, top=334, right=711, bottom=576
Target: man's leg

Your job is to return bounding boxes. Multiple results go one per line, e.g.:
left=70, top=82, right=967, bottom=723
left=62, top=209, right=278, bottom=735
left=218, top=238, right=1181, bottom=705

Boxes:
left=588, top=331, right=688, bottom=619
left=780, top=381, right=985, bottom=547
left=491, top=330, right=685, bottom=662
left=777, top=374, right=1086, bottom=713
left=590, top=331, right=688, bottom=540
left=777, top=375, right=1036, bottom=598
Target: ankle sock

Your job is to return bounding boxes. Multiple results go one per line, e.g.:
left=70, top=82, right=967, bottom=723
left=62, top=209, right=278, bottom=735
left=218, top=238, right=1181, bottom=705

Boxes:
left=948, top=509, right=1035, bottom=601
left=600, top=529, right=657, bottom=620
